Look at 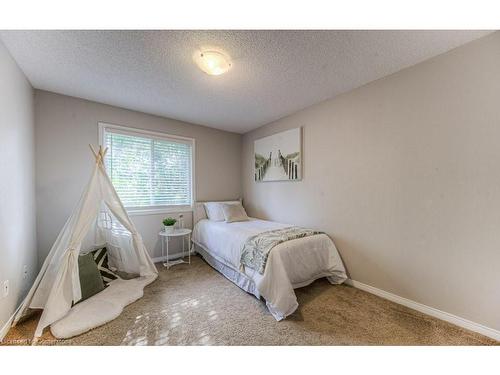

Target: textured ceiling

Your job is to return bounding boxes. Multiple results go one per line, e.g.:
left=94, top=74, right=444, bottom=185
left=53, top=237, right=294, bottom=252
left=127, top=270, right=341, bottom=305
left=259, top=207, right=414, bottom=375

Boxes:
left=0, top=30, right=491, bottom=133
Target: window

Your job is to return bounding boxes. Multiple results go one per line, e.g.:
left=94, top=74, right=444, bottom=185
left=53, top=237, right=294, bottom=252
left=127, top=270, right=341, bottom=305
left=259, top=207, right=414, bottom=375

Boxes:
left=99, top=123, right=194, bottom=212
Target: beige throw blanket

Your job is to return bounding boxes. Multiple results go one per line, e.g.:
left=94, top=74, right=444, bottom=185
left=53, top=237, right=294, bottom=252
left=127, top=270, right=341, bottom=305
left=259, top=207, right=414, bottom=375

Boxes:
left=240, top=226, right=322, bottom=274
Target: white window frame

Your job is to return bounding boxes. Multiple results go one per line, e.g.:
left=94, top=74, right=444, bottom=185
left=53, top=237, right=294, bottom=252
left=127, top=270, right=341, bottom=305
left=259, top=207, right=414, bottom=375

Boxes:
left=98, top=122, right=196, bottom=216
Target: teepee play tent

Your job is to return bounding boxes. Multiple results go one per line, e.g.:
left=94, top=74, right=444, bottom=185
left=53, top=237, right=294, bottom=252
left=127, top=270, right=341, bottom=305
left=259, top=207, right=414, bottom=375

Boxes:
left=13, top=145, right=158, bottom=340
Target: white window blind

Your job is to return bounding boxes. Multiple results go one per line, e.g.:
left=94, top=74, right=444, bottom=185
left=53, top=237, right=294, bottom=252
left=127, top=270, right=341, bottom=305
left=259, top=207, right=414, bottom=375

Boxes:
left=102, top=125, right=193, bottom=210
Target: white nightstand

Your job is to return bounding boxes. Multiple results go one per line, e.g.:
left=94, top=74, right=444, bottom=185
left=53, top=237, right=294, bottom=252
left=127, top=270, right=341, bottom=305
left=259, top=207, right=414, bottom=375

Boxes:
left=159, top=228, right=192, bottom=268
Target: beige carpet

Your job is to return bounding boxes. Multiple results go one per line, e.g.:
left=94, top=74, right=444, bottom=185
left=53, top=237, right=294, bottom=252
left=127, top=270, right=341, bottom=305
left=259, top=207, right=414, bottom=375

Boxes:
left=3, top=255, right=497, bottom=345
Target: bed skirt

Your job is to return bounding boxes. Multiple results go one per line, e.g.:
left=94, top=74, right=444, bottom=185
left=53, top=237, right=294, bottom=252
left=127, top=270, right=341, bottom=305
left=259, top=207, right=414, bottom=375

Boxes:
left=193, top=242, right=262, bottom=300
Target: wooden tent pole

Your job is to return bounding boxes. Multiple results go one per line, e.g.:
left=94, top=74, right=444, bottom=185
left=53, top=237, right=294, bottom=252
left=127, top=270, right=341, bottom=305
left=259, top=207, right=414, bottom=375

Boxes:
left=89, top=144, right=105, bottom=164
left=89, top=144, right=98, bottom=159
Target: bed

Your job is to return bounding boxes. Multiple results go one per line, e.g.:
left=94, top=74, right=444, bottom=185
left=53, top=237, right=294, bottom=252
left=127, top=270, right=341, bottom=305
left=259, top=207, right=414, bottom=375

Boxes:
left=192, top=202, right=347, bottom=320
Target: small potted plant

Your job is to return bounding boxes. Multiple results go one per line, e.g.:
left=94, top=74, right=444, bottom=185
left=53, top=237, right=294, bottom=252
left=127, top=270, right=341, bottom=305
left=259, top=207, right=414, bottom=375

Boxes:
left=163, top=217, right=177, bottom=233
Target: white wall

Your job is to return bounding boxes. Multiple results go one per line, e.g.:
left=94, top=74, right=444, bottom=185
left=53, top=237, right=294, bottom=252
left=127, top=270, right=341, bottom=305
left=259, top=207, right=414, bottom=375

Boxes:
left=242, top=32, right=500, bottom=331
left=0, top=40, right=36, bottom=336
left=35, top=91, right=242, bottom=263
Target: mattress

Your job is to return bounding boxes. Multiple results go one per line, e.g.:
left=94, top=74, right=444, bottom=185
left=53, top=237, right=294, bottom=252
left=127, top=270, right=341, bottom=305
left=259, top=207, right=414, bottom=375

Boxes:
left=193, top=218, right=347, bottom=320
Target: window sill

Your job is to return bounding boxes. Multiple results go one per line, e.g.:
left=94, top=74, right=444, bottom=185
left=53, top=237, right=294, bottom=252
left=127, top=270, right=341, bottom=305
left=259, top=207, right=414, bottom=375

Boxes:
left=126, top=206, right=193, bottom=216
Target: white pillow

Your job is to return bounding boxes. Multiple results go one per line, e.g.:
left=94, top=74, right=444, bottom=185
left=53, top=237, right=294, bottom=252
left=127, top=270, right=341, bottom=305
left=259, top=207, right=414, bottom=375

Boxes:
left=221, top=203, right=249, bottom=223
left=204, top=201, right=240, bottom=221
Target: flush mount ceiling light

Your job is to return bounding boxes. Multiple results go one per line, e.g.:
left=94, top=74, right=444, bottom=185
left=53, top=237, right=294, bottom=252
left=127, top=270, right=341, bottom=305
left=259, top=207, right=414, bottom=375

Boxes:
left=194, top=50, right=232, bottom=76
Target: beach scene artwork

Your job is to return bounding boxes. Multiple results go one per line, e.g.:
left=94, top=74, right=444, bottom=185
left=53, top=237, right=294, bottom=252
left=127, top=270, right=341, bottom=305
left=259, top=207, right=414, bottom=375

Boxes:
left=254, top=128, right=302, bottom=182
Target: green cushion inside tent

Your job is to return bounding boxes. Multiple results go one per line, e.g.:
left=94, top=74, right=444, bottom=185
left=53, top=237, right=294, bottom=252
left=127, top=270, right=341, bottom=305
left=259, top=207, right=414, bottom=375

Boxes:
left=78, top=252, right=105, bottom=302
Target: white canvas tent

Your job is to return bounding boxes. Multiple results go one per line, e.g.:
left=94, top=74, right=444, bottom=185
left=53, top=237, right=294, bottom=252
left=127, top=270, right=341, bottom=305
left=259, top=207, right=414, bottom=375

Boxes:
left=13, top=145, right=158, bottom=339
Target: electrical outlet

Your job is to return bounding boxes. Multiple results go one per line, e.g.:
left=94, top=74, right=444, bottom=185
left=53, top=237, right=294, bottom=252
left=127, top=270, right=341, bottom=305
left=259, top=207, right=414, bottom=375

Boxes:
left=3, top=280, right=9, bottom=298
left=23, top=265, right=28, bottom=279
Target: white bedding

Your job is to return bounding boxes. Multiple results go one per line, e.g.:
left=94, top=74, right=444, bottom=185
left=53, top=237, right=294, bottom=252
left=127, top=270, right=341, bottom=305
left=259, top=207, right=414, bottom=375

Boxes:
left=193, top=218, right=347, bottom=320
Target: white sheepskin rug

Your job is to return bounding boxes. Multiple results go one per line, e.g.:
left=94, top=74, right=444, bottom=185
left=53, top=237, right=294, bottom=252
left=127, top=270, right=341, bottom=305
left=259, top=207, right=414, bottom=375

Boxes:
left=50, top=275, right=156, bottom=339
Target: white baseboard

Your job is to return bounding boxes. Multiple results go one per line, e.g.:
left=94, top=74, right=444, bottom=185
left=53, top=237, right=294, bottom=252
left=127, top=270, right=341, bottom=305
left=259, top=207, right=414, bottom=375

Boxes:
left=0, top=298, right=27, bottom=343
left=345, top=279, right=500, bottom=341
left=0, top=312, right=15, bottom=343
